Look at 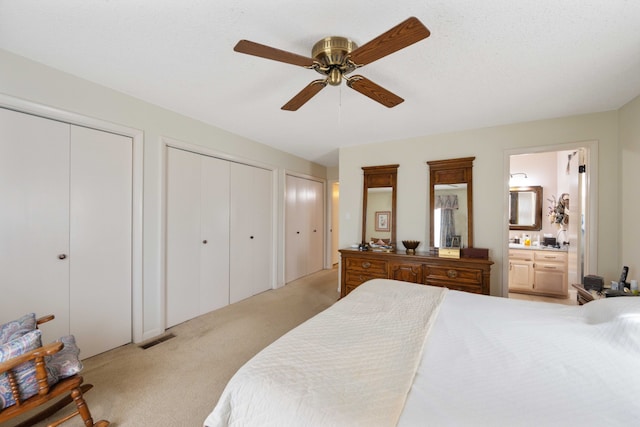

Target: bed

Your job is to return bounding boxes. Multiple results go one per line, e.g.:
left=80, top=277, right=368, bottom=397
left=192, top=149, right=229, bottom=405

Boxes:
left=204, top=279, right=640, bottom=426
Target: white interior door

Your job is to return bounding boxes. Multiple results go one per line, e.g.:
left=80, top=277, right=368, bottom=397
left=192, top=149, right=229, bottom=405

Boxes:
left=69, top=125, right=132, bottom=358
left=166, top=148, right=202, bottom=327
left=0, top=108, right=70, bottom=343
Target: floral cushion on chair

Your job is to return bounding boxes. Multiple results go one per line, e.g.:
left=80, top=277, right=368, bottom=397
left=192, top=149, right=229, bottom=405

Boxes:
left=0, top=329, right=51, bottom=409
left=0, top=329, right=83, bottom=410
left=47, top=335, right=83, bottom=380
left=0, top=313, right=36, bottom=345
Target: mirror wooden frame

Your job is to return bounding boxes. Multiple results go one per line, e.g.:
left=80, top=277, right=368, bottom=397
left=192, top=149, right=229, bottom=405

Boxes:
left=509, top=185, right=543, bottom=231
left=362, top=164, right=398, bottom=245
left=427, top=157, right=474, bottom=248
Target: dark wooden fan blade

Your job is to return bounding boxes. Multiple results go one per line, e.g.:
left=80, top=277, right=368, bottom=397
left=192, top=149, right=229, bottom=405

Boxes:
left=281, top=80, right=328, bottom=111
left=346, top=75, right=404, bottom=108
left=349, top=17, right=430, bottom=66
left=234, top=40, right=316, bottom=67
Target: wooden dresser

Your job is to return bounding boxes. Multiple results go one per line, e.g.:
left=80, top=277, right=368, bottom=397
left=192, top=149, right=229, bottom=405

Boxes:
left=339, top=248, right=493, bottom=297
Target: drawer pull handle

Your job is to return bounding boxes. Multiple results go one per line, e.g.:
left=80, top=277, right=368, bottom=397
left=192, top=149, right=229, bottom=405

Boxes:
left=447, top=269, right=458, bottom=278
left=362, top=262, right=371, bottom=268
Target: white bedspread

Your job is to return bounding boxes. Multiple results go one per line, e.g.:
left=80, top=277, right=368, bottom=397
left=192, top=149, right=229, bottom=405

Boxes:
left=205, top=280, right=640, bottom=427
left=204, top=279, right=447, bottom=427
left=398, top=290, right=640, bottom=427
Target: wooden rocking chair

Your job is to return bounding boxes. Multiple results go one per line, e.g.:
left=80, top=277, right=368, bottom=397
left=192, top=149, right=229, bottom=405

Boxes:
left=0, top=316, right=109, bottom=427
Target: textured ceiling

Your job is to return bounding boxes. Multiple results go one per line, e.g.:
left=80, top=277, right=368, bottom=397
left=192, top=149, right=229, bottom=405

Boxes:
left=1, top=0, right=639, bottom=167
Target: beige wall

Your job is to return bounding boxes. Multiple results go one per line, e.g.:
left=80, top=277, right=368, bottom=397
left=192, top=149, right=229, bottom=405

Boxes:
left=620, top=94, right=640, bottom=282
left=340, top=111, right=627, bottom=295
left=0, top=48, right=327, bottom=341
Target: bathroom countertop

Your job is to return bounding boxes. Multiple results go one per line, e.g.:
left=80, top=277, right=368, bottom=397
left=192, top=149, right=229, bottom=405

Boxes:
left=508, top=243, right=568, bottom=252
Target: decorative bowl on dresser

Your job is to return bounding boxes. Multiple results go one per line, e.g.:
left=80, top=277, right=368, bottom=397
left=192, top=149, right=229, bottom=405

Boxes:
left=339, top=248, right=493, bottom=298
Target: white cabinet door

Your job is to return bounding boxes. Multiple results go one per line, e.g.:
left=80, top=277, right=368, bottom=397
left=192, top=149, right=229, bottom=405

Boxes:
left=0, top=108, right=71, bottom=343
left=229, top=162, right=273, bottom=303
left=69, top=126, right=132, bottom=358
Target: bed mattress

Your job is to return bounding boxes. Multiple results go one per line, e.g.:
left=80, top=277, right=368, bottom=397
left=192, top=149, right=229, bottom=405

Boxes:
left=205, top=279, right=640, bottom=426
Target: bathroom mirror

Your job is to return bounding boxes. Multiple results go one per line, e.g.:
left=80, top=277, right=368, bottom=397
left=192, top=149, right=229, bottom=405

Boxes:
left=509, top=186, right=543, bottom=231
left=362, top=164, right=398, bottom=245
left=428, top=157, right=474, bottom=248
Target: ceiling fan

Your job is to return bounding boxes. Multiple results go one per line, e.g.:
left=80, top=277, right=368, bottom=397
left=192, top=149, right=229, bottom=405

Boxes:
left=233, top=17, right=430, bottom=111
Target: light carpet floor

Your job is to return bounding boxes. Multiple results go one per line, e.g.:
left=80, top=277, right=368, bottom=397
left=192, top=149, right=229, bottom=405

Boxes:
left=9, top=268, right=339, bottom=427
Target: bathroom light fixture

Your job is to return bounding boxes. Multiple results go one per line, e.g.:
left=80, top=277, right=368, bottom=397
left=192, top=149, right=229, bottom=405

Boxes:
left=510, top=173, right=527, bottom=179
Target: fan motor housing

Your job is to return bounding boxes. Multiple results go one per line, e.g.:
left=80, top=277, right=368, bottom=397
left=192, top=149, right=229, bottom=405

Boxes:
left=312, top=36, right=358, bottom=85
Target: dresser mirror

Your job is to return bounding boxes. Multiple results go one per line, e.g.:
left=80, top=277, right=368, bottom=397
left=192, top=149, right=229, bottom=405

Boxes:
left=427, top=157, right=474, bottom=248
left=509, top=186, right=543, bottom=230
left=362, top=164, right=398, bottom=245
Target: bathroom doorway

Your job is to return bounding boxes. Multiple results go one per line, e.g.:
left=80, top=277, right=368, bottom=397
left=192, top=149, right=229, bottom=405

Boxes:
left=504, top=141, right=597, bottom=303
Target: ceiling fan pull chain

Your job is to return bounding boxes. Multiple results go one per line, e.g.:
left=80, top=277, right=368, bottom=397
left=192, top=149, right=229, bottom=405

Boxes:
left=338, top=84, right=342, bottom=125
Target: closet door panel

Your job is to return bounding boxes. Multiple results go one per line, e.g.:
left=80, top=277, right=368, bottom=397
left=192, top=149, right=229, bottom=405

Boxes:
left=0, top=108, right=70, bottom=343
left=250, top=166, right=273, bottom=296
left=229, top=163, right=272, bottom=303
left=69, top=126, right=132, bottom=358
left=229, top=163, right=254, bottom=303
left=199, top=156, right=230, bottom=314
left=285, top=175, right=302, bottom=283
left=166, top=148, right=202, bottom=327
left=308, top=179, right=324, bottom=274
left=284, top=175, right=324, bottom=283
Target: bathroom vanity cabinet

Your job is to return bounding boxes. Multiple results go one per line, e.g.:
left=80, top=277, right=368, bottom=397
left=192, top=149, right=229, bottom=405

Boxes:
left=508, top=248, right=568, bottom=297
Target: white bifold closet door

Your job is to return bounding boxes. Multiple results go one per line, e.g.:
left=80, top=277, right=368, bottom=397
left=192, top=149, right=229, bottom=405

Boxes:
left=165, top=148, right=230, bottom=328
left=0, top=108, right=132, bottom=359
left=285, top=175, right=324, bottom=283
left=166, top=148, right=272, bottom=327
left=229, top=162, right=273, bottom=303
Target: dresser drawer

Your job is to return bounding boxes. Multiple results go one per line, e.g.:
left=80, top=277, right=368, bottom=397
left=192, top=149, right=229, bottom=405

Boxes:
left=344, top=270, right=387, bottom=287
left=424, top=265, right=482, bottom=285
left=433, top=281, right=483, bottom=294
left=344, top=257, right=388, bottom=275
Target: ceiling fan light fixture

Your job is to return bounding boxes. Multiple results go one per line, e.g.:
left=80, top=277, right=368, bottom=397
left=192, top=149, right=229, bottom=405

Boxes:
left=327, top=68, right=342, bottom=86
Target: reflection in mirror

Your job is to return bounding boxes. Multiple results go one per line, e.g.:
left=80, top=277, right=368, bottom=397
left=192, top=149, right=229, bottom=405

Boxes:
left=427, top=157, right=474, bottom=249
left=362, top=164, right=398, bottom=246
left=509, top=186, right=542, bottom=230
left=365, top=187, right=392, bottom=242
left=433, top=184, right=467, bottom=247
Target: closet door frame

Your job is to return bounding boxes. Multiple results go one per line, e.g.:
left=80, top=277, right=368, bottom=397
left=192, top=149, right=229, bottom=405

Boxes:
left=161, top=138, right=278, bottom=327
left=0, top=94, right=144, bottom=342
